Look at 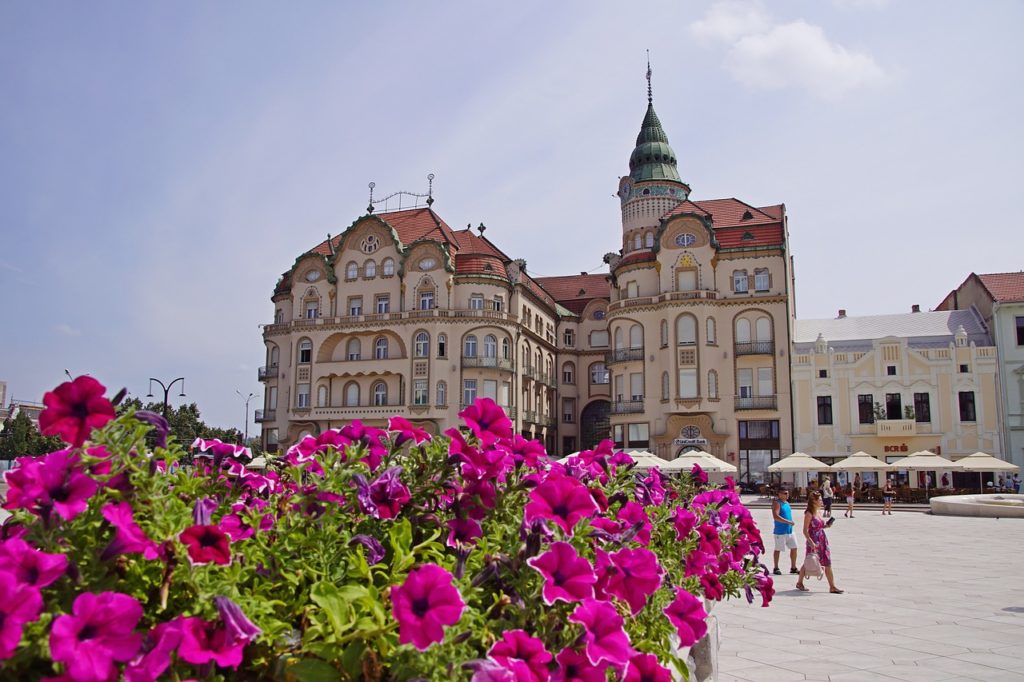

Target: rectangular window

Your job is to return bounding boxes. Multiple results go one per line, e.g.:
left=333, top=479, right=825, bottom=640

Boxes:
left=817, top=396, right=833, bottom=425
left=349, top=297, right=362, bottom=316
left=613, top=424, right=624, bottom=448
left=757, top=367, right=773, bottom=396
left=266, top=428, right=279, bottom=446
left=885, top=393, right=902, bottom=420
left=296, top=384, right=310, bottom=408
left=562, top=367, right=574, bottom=384
left=818, top=369, right=828, bottom=378
left=469, top=295, right=484, bottom=310
left=463, top=379, right=478, bottom=406
left=483, top=379, right=498, bottom=401
left=733, top=271, right=748, bottom=293
left=419, top=291, right=434, bottom=310
left=737, top=369, right=753, bottom=399
left=436, top=382, right=446, bottom=406
left=958, top=391, right=976, bottom=422
left=500, top=381, right=510, bottom=406
left=614, top=374, right=624, bottom=402
left=678, top=369, right=698, bottom=398
left=562, top=436, right=576, bottom=455
left=858, top=394, right=874, bottom=424
left=591, top=364, right=609, bottom=384
left=627, top=423, right=649, bottom=448
left=590, top=330, right=609, bottom=347
left=375, top=295, right=390, bottom=314
left=493, top=296, right=504, bottom=312
left=413, top=380, right=428, bottom=406
left=914, top=392, right=931, bottom=423
left=630, top=372, right=644, bottom=401
left=754, top=270, right=770, bottom=291
left=887, top=365, right=897, bottom=376
left=305, top=302, right=318, bottom=319
left=268, top=386, right=278, bottom=409
left=563, top=329, right=575, bottom=347
left=563, top=398, right=575, bottom=423
left=959, top=364, right=969, bottom=373
left=1017, top=316, right=1024, bottom=345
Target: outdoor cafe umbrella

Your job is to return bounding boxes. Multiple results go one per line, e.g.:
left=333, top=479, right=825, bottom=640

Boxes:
left=768, top=452, right=831, bottom=473
left=954, top=451, right=1019, bottom=493
left=829, top=451, right=893, bottom=472
left=676, top=450, right=738, bottom=474
left=887, top=450, right=963, bottom=496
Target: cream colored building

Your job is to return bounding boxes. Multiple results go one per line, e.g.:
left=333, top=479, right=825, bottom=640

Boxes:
left=260, top=83, right=797, bottom=484
left=792, top=309, right=1001, bottom=475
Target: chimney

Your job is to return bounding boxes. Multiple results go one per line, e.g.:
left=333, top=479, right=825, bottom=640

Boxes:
left=837, top=309, right=847, bottom=319
left=911, top=304, right=921, bottom=313
left=581, top=271, right=588, bottom=276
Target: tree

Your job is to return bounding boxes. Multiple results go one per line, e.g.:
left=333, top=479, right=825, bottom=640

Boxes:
left=117, top=399, right=245, bottom=448
left=0, top=411, right=63, bottom=460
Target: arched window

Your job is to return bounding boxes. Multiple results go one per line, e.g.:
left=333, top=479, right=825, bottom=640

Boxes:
left=644, top=232, right=654, bottom=248
left=629, top=324, right=643, bottom=349
left=317, top=385, right=328, bottom=407
left=633, top=234, right=641, bottom=250
left=708, top=370, right=719, bottom=399
left=373, top=382, right=387, bottom=406
left=706, top=318, right=717, bottom=345
left=302, top=287, right=320, bottom=319
left=346, top=262, right=358, bottom=279
left=298, top=339, right=312, bottom=364
left=364, top=260, right=376, bottom=278
left=484, top=334, right=497, bottom=358
left=464, top=335, right=478, bottom=357
left=270, top=346, right=280, bottom=368
left=344, top=382, right=360, bottom=407
left=346, top=338, right=361, bottom=361
left=374, top=337, right=389, bottom=360
left=562, top=362, right=575, bottom=384
left=522, top=345, right=530, bottom=366
left=676, top=316, right=697, bottom=345
left=414, top=332, right=429, bottom=357
left=382, top=258, right=395, bottom=276
left=626, top=281, right=639, bottom=298
left=755, top=317, right=772, bottom=342
left=735, top=318, right=751, bottom=344
left=614, top=327, right=625, bottom=350
left=436, top=381, right=447, bottom=406
left=437, top=333, right=447, bottom=357
left=416, top=276, right=436, bottom=310
left=660, top=320, right=669, bottom=347
left=501, top=338, right=510, bottom=359
left=733, top=270, right=749, bottom=293
left=661, top=372, right=670, bottom=400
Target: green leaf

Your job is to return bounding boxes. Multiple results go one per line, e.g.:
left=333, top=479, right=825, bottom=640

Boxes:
left=309, top=581, right=355, bottom=639
left=286, top=657, right=342, bottom=682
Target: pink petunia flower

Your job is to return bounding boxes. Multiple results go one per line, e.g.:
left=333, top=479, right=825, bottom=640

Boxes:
left=663, top=589, right=708, bottom=647
left=696, top=523, right=722, bottom=556
left=124, top=619, right=184, bottom=682
left=177, top=616, right=246, bottom=669
left=603, top=547, right=663, bottom=615
left=672, top=506, right=698, bottom=541
left=525, top=474, right=598, bottom=537
left=624, top=653, right=673, bottom=682
left=499, top=434, right=547, bottom=469
left=353, top=467, right=411, bottom=520
left=38, top=376, right=115, bottom=448
left=617, top=501, right=652, bottom=545
left=568, top=599, right=635, bottom=667
left=388, top=416, right=432, bottom=447
left=179, top=525, right=232, bottom=565
left=191, top=438, right=250, bottom=460
left=50, top=591, right=143, bottom=681
left=755, top=571, right=775, bottom=607
left=218, top=513, right=255, bottom=542
left=700, top=572, right=725, bottom=601
left=488, top=629, right=552, bottom=682
left=4, top=450, right=98, bottom=521
left=690, top=463, right=708, bottom=485
left=458, top=398, right=513, bottom=444
left=446, top=517, right=483, bottom=548
left=101, top=502, right=162, bottom=560
left=527, top=541, right=597, bottom=605
left=551, top=648, right=607, bottom=682
left=0, top=538, right=68, bottom=588
left=391, top=564, right=465, bottom=651
left=0, top=570, right=43, bottom=659
left=684, top=549, right=714, bottom=578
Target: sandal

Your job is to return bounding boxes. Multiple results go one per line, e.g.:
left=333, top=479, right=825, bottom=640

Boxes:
left=829, top=588, right=844, bottom=594
left=795, top=583, right=809, bottom=592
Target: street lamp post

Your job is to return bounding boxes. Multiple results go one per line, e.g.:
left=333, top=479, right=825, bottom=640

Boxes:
left=147, top=377, right=186, bottom=421
left=236, top=390, right=258, bottom=442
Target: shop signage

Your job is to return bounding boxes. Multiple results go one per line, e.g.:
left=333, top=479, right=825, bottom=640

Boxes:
left=883, top=444, right=909, bottom=453
left=673, top=438, right=708, bottom=446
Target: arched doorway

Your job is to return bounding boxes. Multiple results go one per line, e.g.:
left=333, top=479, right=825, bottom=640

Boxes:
left=580, top=400, right=610, bottom=451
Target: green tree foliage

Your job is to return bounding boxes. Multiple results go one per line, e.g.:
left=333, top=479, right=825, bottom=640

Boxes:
left=117, top=398, right=246, bottom=447
left=0, top=410, right=63, bottom=460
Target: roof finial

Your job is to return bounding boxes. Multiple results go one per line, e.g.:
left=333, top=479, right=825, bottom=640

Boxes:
left=426, top=173, right=435, bottom=206
left=367, top=182, right=375, bottom=214
left=646, top=50, right=653, bottom=104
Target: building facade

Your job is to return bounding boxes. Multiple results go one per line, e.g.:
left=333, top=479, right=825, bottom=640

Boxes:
left=937, top=272, right=1024, bottom=467
left=792, top=308, right=1001, bottom=476
left=260, top=86, right=796, bottom=484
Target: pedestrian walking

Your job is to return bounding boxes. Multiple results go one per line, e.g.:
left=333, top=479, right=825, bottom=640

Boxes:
left=796, top=490, right=843, bottom=594
left=882, top=477, right=895, bottom=515
left=771, top=489, right=799, bottom=576
left=844, top=481, right=856, bottom=518
left=821, top=477, right=834, bottom=518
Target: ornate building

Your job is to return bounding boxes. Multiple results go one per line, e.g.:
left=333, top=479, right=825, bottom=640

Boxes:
left=259, top=78, right=796, bottom=484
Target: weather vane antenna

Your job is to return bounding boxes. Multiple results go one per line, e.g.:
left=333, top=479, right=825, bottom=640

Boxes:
left=646, top=49, right=653, bottom=104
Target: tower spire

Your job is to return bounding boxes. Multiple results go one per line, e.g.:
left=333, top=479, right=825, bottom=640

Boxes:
left=646, top=50, right=652, bottom=104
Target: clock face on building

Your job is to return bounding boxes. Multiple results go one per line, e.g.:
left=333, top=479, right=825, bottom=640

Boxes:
left=675, top=233, right=696, bottom=248
left=418, top=258, right=436, bottom=270
left=681, top=425, right=701, bottom=439
left=305, top=270, right=321, bottom=282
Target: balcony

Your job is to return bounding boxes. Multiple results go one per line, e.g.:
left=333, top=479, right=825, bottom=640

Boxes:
left=607, top=348, right=645, bottom=365
left=265, top=308, right=520, bottom=332
left=307, top=403, right=405, bottom=420
left=876, top=419, right=916, bottom=437
left=258, top=365, right=278, bottom=381
left=734, top=395, right=778, bottom=411
left=734, top=341, right=775, bottom=357
left=255, top=409, right=276, bottom=422
left=461, top=356, right=514, bottom=372
left=610, top=399, right=645, bottom=415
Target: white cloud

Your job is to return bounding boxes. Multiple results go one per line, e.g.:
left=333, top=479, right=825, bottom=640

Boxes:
left=54, top=323, right=81, bottom=337
left=689, top=1, right=886, bottom=99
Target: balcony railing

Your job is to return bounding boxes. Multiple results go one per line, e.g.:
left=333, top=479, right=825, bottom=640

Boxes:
left=257, top=365, right=278, bottom=381
left=461, top=356, right=514, bottom=371
left=610, top=399, right=645, bottom=414
left=263, top=307, right=520, bottom=333
left=607, top=290, right=718, bottom=314
left=607, top=348, right=645, bottom=364
left=254, top=409, right=276, bottom=422
left=876, top=419, right=916, bottom=437
left=734, top=341, right=775, bottom=357
left=734, top=395, right=778, bottom=411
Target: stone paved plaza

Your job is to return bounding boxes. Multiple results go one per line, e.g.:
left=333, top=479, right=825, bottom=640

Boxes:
left=716, top=505, right=1024, bottom=681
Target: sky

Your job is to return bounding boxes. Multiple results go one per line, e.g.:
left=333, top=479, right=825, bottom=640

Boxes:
left=2, top=1, right=1022, bottom=433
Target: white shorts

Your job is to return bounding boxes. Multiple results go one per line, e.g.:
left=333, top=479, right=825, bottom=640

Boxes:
left=774, top=533, right=798, bottom=551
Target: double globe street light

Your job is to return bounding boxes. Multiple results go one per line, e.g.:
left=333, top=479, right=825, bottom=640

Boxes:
left=147, top=377, right=186, bottom=420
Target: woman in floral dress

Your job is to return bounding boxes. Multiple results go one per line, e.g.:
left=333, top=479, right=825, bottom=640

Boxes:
left=795, top=490, right=844, bottom=594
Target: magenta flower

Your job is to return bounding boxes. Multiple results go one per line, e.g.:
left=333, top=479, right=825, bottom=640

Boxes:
left=447, top=429, right=512, bottom=482
left=350, top=534, right=386, bottom=564
left=458, top=397, right=513, bottom=444
left=101, top=502, right=162, bottom=560
left=353, top=467, right=411, bottom=519
left=672, top=506, right=698, bottom=541
left=4, top=450, right=98, bottom=521
left=219, top=513, right=255, bottom=542
left=684, top=549, right=714, bottom=578
left=525, top=474, right=598, bottom=536
left=663, top=589, right=708, bottom=647
left=50, top=591, right=143, bottom=681
left=285, top=429, right=348, bottom=465
left=0, top=570, right=43, bottom=659
left=488, top=629, right=552, bottom=682
left=754, top=571, right=775, bottom=607
left=624, top=653, right=673, bottom=682
left=617, top=501, right=652, bottom=545
left=391, top=564, right=465, bottom=651
left=700, top=572, right=725, bottom=601
left=179, top=524, right=232, bottom=565
left=527, top=541, right=597, bottom=605
left=552, top=648, right=607, bottom=682
left=0, top=538, right=68, bottom=588
left=38, top=376, right=115, bottom=447
left=568, top=598, right=635, bottom=667
left=446, top=517, right=483, bottom=548
left=690, top=463, right=708, bottom=485
left=191, top=437, right=250, bottom=460
left=696, top=523, right=722, bottom=556
left=388, top=416, right=432, bottom=447
left=214, top=597, right=261, bottom=646
left=339, top=420, right=390, bottom=471
left=124, top=620, right=183, bottom=682
left=603, top=547, right=663, bottom=615
left=177, top=616, right=247, bottom=669
left=500, top=434, right=547, bottom=468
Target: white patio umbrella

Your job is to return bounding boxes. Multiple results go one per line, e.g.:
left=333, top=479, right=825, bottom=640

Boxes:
left=768, top=452, right=832, bottom=473
left=830, top=451, right=894, bottom=472
left=675, top=451, right=738, bottom=474
left=953, top=451, right=1019, bottom=493
left=888, top=450, right=963, bottom=497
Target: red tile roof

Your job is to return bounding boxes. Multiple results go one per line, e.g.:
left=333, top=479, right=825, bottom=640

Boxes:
left=615, top=252, right=657, bottom=268
left=454, top=254, right=508, bottom=278
left=534, top=274, right=611, bottom=301
left=714, top=225, right=785, bottom=249
left=309, top=208, right=458, bottom=256
left=978, top=272, right=1024, bottom=302
left=662, top=197, right=784, bottom=249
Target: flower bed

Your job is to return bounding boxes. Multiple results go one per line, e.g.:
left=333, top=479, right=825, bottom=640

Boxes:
left=0, top=376, right=773, bottom=680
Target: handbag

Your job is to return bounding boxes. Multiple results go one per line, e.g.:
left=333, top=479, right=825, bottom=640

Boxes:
left=802, top=552, right=824, bottom=580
